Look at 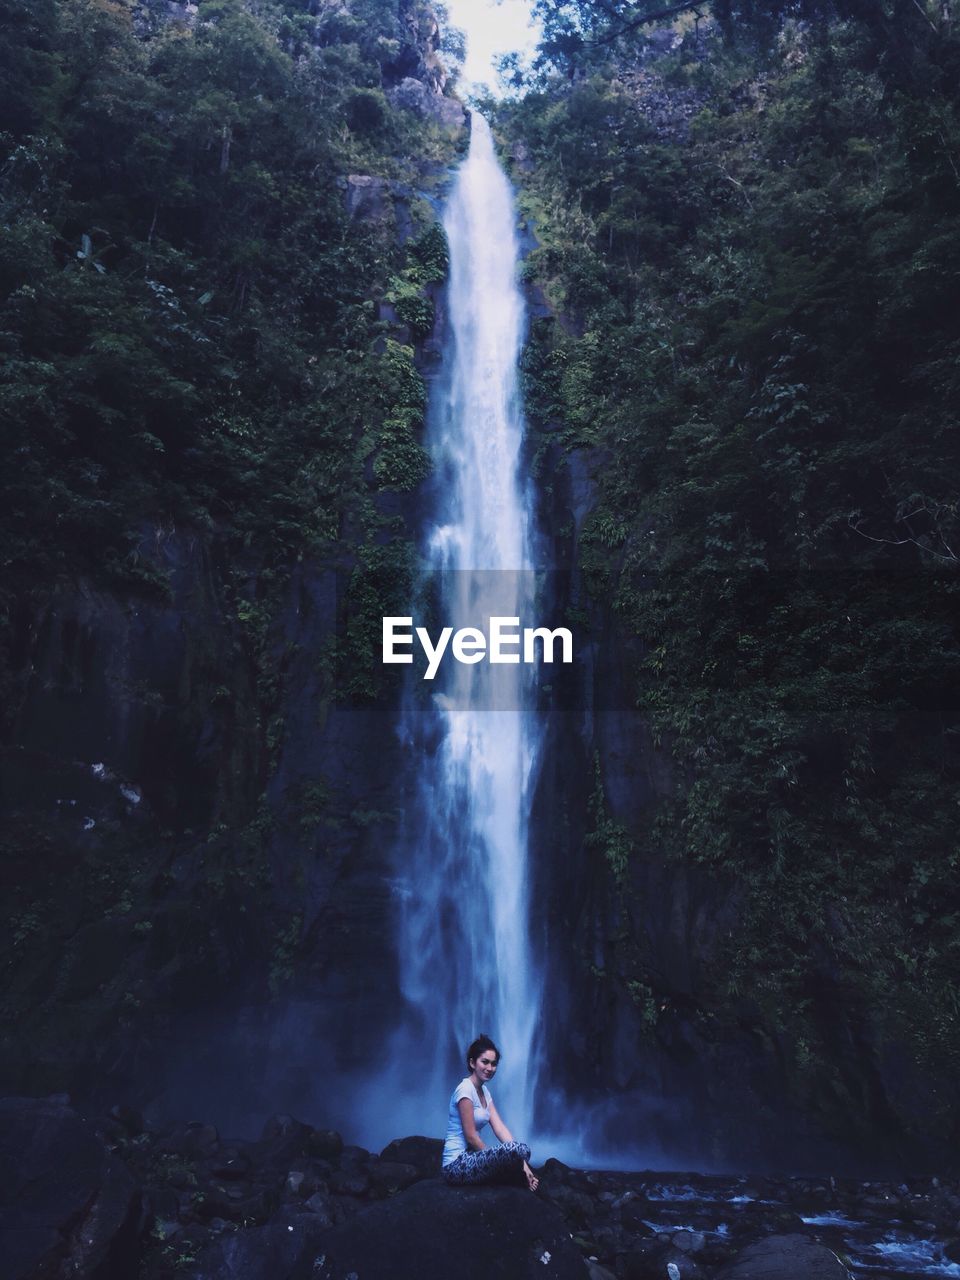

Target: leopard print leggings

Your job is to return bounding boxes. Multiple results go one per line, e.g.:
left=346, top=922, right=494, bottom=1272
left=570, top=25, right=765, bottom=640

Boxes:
left=441, top=1140, right=531, bottom=1186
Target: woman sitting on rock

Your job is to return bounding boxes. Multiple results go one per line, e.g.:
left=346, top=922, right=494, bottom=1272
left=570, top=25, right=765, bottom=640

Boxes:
left=441, top=1034, right=539, bottom=1191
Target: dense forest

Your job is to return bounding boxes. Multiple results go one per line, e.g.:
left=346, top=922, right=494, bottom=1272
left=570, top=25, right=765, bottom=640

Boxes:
left=496, top=0, right=960, bottom=1155
left=0, top=0, right=465, bottom=1108
left=1, top=0, right=959, bottom=1204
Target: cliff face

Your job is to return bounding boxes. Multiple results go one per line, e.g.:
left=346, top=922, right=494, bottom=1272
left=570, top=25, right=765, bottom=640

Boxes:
left=0, top=0, right=464, bottom=1127
left=498, top=10, right=960, bottom=1172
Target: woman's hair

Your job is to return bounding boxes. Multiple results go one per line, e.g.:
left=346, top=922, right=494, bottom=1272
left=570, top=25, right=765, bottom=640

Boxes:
left=466, top=1034, right=500, bottom=1069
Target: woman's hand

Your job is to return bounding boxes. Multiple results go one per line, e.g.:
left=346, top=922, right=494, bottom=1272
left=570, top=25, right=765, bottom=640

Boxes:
left=523, top=1161, right=539, bottom=1192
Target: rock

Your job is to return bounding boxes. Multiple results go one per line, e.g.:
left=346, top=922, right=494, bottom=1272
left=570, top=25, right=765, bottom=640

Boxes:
left=540, top=1181, right=597, bottom=1225
left=0, top=1096, right=141, bottom=1280
left=307, top=1129, right=344, bottom=1161
left=339, top=1143, right=371, bottom=1166
left=186, top=1208, right=329, bottom=1280
left=539, top=1157, right=576, bottom=1186
left=303, top=1191, right=336, bottom=1226
left=209, top=1147, right=251, bottom=1180
left=162, top=1121, right=218, bottom=1157
left=716, top=1233, right=852, bottom=1279
left=193, top=1185, right=274, bottom=1226
left=340, top=174, right=399, bottom=221
left=329, top=1167, right=370, bottom=1196
left=367, top=1160, right=420, bottom=1197
left=388, top=76, right=466, bottom=130
left=623, top=1239, right=706, bottom=1279
left=379, top=1134, right=442, bottom=1178
left=146, top=1185, right=181, bottom=1220
left=620, top=1198, right=655, bottom=1234
left=261, top=1114, right=310, bottom=1145
left=673, top=1230, right=707, bottom=1253
left=258, top=1116, right=315, bottom=1169
left=586, top=1262, right=618, bottom=1280
left=108, top=1103, right=145, bottom=1135
left=622, top=1238, right=669, bottom=1279
left=311, top=1179, right=588, bottom=1279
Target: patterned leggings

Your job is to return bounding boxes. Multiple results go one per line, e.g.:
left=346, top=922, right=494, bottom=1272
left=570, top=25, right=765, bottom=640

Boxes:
left=442, top=1141, right=531, bottom=1186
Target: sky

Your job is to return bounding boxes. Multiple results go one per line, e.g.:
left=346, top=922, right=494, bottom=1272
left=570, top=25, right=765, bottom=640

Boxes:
left=443, top=0, right=542, bottom=96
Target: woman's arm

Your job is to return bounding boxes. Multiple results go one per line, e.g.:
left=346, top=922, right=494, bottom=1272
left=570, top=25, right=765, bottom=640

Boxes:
left=458, top=1097, right=486, bottom=1151
left=487, top=1096, right=539, bottom=1191
left=486, top=1095, right=514, bottom=1144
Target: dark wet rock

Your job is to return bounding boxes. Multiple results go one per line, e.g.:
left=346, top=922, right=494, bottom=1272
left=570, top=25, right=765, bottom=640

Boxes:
left=379, top=1133, right=442, bottom=1178
left=674, top=1229, right=707, bottom=1253
left=185, top=1208, right=329, bottom=1280
left=307, top=1129, right=344, bottom=1161
left=282, top=1163, right=326, bottom=1198
left=329, top=1166, right=371, bottom=1196
left=622, top=1238, right=671, bottom=1279
left=3, top=1103, right=947, bottom=1279
left=312, top=1179, right=588, bottom=1279
left=541, top=1181, right=598, bottom=1226
left=623, top=1239, right=706, bottom=1279
left=108, top=1102, right=145, bottom=1135
left=586, top=1262, right=618, bottom=1280
left=303, top=1191, right=336, bottom=1226
left=716, top=1232, right=852, bottom=1279
left=209, top=1147, right=250, bottom=1180
left=588, top=1222, right=642, bottom=1259
left=195, top=1184, right=275, bottom=1227
left=367, top=1159, right=420, bottom=1197
left=146, top=1185, right=181, bottom=1220
left=339, top=1143, right=371, bottom=1165
left=0, top=1097, right=141, bottom=1280
left=539, top=1156, right=576, bottom=1185
left=257, top=1116, right=317, bottom=1170
left=159, top=1120, right=219, bottom=1158
left=261, top=1114, right=311, bottom=1146
left=619, top=1198, right=656, bottom=1234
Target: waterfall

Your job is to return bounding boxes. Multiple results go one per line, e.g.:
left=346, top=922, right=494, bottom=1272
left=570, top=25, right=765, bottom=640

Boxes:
left=391, top=114, right=544, bottom=1138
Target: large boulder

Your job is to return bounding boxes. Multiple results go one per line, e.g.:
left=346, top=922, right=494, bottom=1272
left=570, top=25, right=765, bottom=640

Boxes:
left=187, top=1210, right=330, bottom=1280
left=378, top=1134, right=443, bottom=1180
left=313, top=1179, right=588, bottom=1280
left=716, top=1233, right=852, bottom=1279
left=0, top=1096, right=142, bottom=1280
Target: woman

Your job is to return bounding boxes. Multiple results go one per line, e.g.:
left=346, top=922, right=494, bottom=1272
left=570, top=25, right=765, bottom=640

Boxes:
left=441, top=1034, right=539, bottom=1191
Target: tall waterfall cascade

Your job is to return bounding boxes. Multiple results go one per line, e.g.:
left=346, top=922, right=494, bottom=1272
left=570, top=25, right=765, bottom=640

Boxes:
left=391, top=114, right=545, bottom=1139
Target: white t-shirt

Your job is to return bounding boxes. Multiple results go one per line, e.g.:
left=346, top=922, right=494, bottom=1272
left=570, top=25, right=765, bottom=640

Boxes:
left=442, top=1077, right=491, bottom=1166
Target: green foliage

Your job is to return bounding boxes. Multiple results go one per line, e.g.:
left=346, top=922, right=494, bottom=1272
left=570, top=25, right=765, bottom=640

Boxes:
left=409, top=221, right=450, bottom=283
left=501, top=7, right=960, bottom=1097
left=0, top=0, right=462, bottom=1085
left=339, top=537, right=418, bottom=701
left=0, top=0, right=460, bottom=626
left=372, top=339, right=432, bottom=488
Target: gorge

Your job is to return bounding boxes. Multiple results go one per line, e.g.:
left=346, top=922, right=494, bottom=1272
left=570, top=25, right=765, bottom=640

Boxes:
left=2, top=0, right=960, bottom=1275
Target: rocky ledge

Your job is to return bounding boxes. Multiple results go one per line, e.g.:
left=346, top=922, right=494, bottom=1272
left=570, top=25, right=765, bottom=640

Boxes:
left=2, top=1097, right=958, bottom=1279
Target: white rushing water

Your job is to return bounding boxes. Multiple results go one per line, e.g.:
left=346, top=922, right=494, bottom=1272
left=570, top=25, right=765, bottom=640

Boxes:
left=391, top=114, right=544, bottom=1138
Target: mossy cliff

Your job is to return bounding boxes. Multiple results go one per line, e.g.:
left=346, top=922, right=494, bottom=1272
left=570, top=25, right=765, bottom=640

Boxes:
left=497, top=0, right=960, bottom=1169
left=0, top=0, right=465, bottom=1113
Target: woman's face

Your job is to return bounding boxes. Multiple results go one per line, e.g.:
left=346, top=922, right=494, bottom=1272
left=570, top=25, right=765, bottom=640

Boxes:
left=470, top=1049, right=499, bottom=1084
